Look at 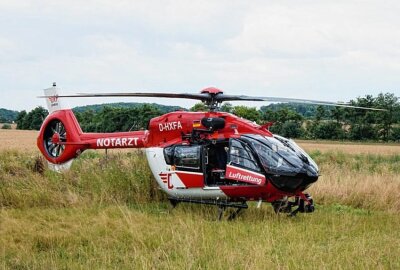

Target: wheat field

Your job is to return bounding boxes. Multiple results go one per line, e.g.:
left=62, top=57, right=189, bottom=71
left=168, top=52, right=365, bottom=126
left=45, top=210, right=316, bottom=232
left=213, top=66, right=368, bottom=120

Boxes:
left=1, top=129, right=400, bottom=269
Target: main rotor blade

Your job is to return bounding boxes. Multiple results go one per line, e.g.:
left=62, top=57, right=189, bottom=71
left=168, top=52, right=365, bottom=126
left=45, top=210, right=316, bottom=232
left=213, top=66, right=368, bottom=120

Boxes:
left=217, top=95, right=386, bottom=111
left=39, top=91, right=387, bottom=111
left=39, top=92, right=210, bottom=101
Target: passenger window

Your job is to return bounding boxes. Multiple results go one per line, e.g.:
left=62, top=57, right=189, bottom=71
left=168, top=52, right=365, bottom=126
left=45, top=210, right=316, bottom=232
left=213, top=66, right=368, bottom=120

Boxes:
left=173, top=145, right=201, bottom=170
left=229, top=139, right=260, bottom=172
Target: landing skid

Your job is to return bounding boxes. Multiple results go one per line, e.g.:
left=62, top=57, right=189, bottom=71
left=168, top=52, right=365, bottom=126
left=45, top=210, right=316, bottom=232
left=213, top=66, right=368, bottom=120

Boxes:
left=168, top=197, right=248, bottom=220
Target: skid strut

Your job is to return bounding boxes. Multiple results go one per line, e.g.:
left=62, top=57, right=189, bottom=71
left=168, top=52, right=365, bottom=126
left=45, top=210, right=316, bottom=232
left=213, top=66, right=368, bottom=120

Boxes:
left=169, top=197, right=248, bottom=220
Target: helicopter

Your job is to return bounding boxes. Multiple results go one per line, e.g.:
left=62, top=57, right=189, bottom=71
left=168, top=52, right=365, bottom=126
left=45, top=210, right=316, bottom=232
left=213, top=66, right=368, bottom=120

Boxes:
left=37, top=83, right=383, bottom=219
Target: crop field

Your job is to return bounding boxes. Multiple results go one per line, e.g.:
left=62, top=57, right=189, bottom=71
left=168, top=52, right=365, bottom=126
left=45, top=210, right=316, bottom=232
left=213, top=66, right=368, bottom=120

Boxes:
left=1, top=129, right=400, bottom=269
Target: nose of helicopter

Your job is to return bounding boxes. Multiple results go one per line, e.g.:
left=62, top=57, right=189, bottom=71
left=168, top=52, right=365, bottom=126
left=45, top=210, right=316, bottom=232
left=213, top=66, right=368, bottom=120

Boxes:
left=240, top=134, right=319, bottom=192
left=267, top=156, right=319, bottom=192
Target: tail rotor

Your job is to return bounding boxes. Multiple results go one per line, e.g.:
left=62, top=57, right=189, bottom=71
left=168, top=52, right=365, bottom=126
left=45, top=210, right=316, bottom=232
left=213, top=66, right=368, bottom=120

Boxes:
left=43, top=119, right=67, bottom=158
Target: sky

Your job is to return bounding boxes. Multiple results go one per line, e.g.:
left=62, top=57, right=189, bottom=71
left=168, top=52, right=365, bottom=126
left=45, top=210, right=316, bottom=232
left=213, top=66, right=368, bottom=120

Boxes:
left=0, top=0, right=399, bottom=111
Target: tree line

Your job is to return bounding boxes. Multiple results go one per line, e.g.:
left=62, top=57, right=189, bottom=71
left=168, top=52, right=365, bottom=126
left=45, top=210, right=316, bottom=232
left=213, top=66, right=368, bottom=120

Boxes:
left=13, top=92, right=400, bottom=142
left=189, top=92, right=400, bottom=141
left=0, top=108, right=19, bottom=123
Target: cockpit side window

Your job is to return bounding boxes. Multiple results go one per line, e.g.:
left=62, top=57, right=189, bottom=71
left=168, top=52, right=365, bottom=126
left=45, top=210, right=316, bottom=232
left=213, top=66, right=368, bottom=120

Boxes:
left=228, top=139, right=260, bottom=172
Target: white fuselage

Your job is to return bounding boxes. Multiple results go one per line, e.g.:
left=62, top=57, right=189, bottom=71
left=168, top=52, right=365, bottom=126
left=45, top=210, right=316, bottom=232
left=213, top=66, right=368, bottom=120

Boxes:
left=145, top=147, right=227, bottom=200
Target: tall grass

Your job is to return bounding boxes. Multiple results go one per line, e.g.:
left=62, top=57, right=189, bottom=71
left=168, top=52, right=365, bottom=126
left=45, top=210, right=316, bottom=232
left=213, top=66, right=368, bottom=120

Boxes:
left=1, top=149, right=399, bottom=212
left=0, top=150, right=165, bottom=209
left=1, top=149, right=400, bottom=269
left=309, top=150, right=400, bottom=212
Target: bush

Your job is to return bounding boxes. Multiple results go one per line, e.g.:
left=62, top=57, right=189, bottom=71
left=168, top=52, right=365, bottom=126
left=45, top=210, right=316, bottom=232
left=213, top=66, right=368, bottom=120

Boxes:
left=348, top=124, right=377, bottom=141
left=391, top=127, right=400, bottom=142
left=279, top=121, right=304, bottom=138
left=309, top=122, right=345, bottom=140
left=1, top=123, right=12, bottom=129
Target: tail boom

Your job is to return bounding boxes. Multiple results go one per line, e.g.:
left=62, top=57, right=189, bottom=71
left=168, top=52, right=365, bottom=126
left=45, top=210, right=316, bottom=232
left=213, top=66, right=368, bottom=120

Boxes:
left=37, top=109, right=148, bottom=164
left=79, top=131, right=147, bottom=150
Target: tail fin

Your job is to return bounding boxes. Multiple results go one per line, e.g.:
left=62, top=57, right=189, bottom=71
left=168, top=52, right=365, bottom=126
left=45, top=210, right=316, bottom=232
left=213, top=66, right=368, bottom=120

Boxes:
left=44, top=82, right=68, bottom=113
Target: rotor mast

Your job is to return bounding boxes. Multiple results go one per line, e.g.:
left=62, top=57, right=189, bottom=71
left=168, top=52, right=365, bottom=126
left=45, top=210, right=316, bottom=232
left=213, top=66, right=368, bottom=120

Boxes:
left=200, top=87, right=224, bottom=111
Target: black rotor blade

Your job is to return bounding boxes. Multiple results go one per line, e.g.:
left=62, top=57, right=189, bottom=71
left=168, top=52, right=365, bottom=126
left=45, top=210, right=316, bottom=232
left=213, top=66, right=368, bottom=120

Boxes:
left=216, top=94, right=386, bottom=111
left=39, top=92, right=210, bottom=101
left=38, top=90, right=386, bottom=111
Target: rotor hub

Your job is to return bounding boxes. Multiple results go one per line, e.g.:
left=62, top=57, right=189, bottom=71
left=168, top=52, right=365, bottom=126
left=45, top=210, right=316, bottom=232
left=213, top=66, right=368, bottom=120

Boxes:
left=200, top=87, right=223, bottom=95
left=200, top=87, right=224, bottom=111
left=51, top=133, right=60, bottom=144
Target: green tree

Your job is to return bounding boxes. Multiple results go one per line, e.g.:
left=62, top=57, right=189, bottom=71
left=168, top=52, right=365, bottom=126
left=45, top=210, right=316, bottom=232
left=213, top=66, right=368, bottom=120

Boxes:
left=311, top=122, right=345, bottom=140
left=232, top=106, right=261, bottom=122
left=29, top=106, right=48, bottom=130
left=315, top=106, right=326, bottom=122
left=263, top=108, right=304, bottom=137
left=15, top=110, right=27, bottom=129
left=78, top=105, right=162, bottom=132
left=279, top=121, right=304, bottom=138
left=331, top=107, right=345, bottom=123
left=75, top=110, right=96, bottom=131
left=263, top=108, right=303, bottom=123
left=348, top=124, right=377, bottom=141
left=220, top=102, right=233, bottom=113
left=343, top=95, right=377, bottom=140
left=391, top=127, right=400, bottom=142
left=16, top=107, right=48, bottom=130
left=190, top=103, right=207, bottom=112
left=374, top=93, right=399, bottom=141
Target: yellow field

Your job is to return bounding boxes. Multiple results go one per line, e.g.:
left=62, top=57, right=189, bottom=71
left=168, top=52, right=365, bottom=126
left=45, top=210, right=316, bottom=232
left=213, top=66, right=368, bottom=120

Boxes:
left=298, top=140, right=400, bottom=155
left=0, top=129, right=38, bottom=152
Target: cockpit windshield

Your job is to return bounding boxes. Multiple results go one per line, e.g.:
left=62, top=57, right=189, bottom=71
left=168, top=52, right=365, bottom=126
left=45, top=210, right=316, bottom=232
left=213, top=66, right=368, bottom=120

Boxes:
left=274, top=134, right=319, bottom=172
left=240, top=134, right=319, bottom=177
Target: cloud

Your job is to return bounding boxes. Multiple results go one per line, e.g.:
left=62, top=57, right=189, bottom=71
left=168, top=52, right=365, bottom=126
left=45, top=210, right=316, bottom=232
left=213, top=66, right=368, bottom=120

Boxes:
left=0, top=1, right=399, bottom=111
left=0, top=37, right=16, bottom=59
left=226, top=1, right=400, bottom=60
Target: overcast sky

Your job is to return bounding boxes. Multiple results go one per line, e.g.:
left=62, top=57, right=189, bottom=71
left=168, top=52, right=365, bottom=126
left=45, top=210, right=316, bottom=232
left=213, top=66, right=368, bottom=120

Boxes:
left=0, top=0, right=399, bottom=111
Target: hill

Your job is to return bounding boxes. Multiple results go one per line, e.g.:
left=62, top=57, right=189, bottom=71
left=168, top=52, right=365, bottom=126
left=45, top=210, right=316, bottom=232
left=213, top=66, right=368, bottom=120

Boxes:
left=72, top=102, right=184, bottom=114
left=0, top=108, right=19, bottom=123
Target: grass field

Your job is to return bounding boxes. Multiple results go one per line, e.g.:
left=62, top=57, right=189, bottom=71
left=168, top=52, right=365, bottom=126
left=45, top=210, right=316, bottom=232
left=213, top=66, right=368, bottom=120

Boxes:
left=1, top=129, right=400, bottom=269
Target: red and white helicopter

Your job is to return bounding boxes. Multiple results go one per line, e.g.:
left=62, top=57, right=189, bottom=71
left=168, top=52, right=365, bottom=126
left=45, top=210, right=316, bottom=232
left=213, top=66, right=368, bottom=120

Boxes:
left=37, top=83, right=382, bottom=219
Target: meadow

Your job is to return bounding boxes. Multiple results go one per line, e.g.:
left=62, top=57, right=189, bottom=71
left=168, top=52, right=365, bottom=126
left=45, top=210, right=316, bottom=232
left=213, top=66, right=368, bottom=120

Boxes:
left=1, top=129, right=400, bottom=269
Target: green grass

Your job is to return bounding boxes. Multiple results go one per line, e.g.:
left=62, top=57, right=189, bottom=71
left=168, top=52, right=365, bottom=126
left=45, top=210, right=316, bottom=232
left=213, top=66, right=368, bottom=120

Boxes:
left=1, top=205, right=399, bottom=269
left=1, top=150, right=400, bottom=269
